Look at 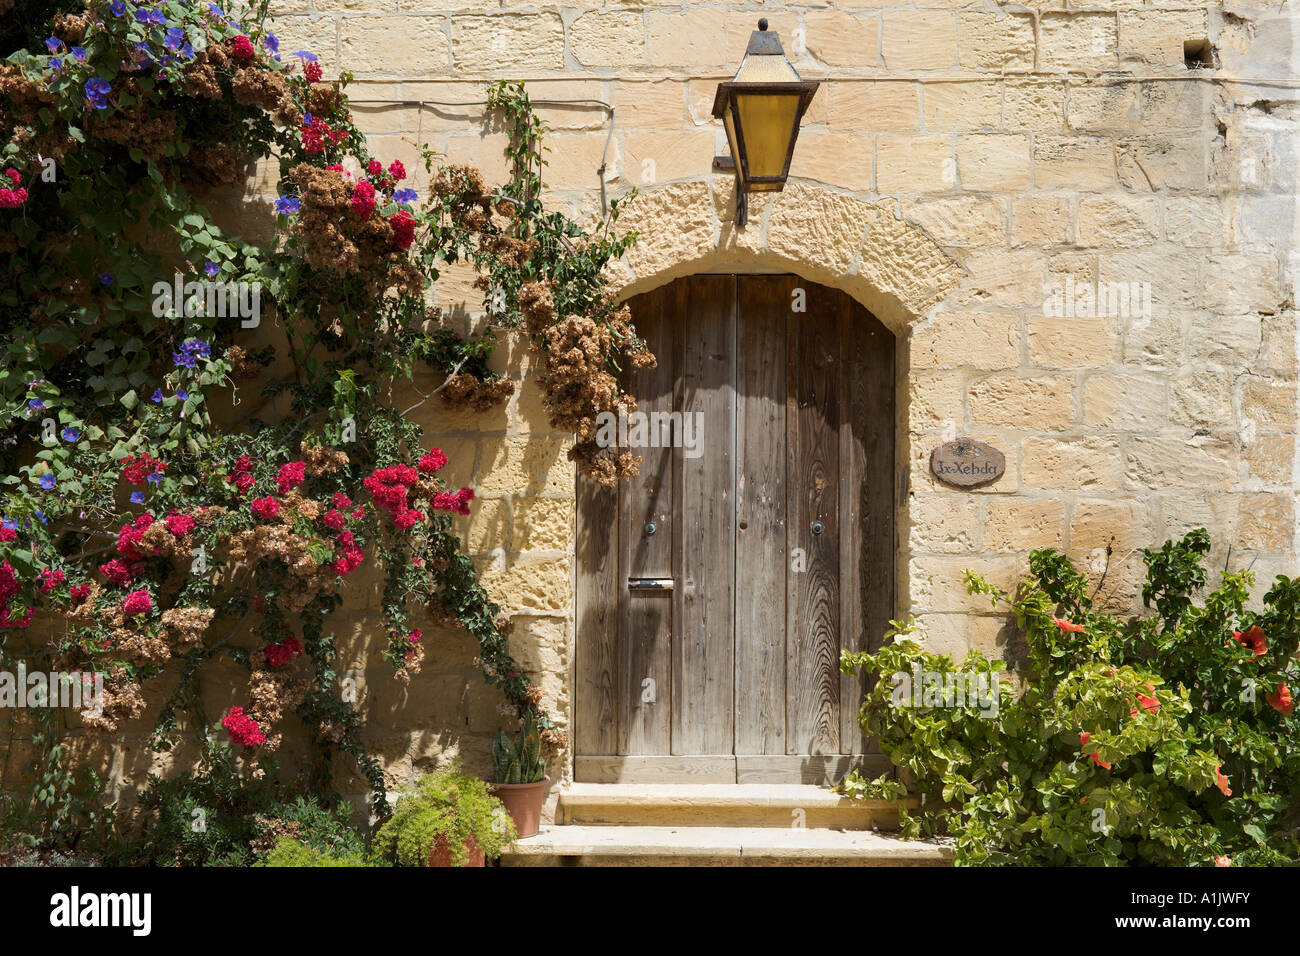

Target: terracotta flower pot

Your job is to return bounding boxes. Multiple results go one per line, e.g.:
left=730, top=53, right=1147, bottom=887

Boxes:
left=492, top=776, right=550, bottom=838
left=426, top=832, right=485, bottom=867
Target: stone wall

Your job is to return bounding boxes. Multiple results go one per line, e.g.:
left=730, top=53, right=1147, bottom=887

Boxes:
left=253, top=0, right=1300, bottom=794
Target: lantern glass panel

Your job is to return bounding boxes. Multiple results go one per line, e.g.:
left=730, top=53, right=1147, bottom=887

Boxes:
left=734, top=92, right=800, bottom=180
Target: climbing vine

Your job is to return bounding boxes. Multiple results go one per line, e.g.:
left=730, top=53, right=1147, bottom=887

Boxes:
left=0, top=0, right=642, bottom=840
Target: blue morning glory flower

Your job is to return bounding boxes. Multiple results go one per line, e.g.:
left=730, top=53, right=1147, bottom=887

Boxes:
left=173, top=351, right=196, bottom=369
left=71, top=46, right=87, bottom=61
left=27, top=398, right=44, bottom=411
left=394, top=188, right=419, bottom=204
left=152, top=389, right=163, bottom=402
left=38, top=473, right=55, bottom=490
left=84, top=78, right=112, bottom=110
left=303, top=112, right=313, bottom=125
left=45, top=37, right=61, bottom=54
left=49, top=58, right=62, bottom=72
left=181, top=338, right=211, bottom=358
left=293, top=50, right=318, bottom=63
left=204, top=261, right=219, bottom=277
left=274, top=195, right=300, bottom=215
left=147, top=472, right=162, bottom=484
left=264, top=34, right=280, bottom=59
left=35, top=510, right=47, bottom=525
left=180, top=42, right=194, bottom=59
left=176, top=389, right=190, bottom=401
left=99, top=272, right=113, bottom=286
left=60, top=427, right=78, bottom=442
left=130, top=491, right=145, bottom=504
left=163, top=28, right=184, bottom=52
left=1, top=517, right=15, bottom=531
left=135, top=9, right=165, bottom=26
left=110, top=0, right=126, bottom=16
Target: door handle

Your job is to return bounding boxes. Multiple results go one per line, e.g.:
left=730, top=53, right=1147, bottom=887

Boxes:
left=628, top=578, right=674, bottom=591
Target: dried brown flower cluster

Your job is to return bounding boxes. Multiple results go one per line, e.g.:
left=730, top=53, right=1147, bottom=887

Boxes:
left=223, top=344, right=258, bottom=379
left=81, top=665, right=146, bottom=733
left=440, top=372, right=515, bottom=411
left=0, top=65, right=71, bottom=167
left=224, top=492, right=338, bottom=612
left=231, top=66, right=299, bottom=128
left=301, top=441, right=349, bottom=476
left=516, top=281, right=652, bottom=485
left=290, top=163, right=424, bottom=297
left=246, top=652, right=309, bottom=752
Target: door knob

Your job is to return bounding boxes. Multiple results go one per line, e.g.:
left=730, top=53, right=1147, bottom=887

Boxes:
left=811, top=520, right=824, bottom=535
left=644, top=521, right=657, bottom=535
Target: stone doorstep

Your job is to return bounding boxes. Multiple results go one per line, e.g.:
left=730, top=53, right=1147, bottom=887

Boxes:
left=555, top=783, right=919, bottom=829
left=500, top=825, right=954, bottom=867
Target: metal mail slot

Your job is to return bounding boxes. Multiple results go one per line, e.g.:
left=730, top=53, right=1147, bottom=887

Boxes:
left=628, top=577, right=674, bottom=591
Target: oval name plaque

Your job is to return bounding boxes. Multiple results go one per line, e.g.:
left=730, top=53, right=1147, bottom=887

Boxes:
left=930, top=438, right=1005, bottom=488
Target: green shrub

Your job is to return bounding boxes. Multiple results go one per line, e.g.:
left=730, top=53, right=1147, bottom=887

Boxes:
left=374, top=759, right=515, bottom=866
left=840, top=529, right=1300, bottom=866
left=136, top=750, right=368, bottom=866
left=257, top=837, right=373, bottom=868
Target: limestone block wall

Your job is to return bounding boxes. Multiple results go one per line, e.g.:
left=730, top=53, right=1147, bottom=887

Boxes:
left=64, top=0, right=1297, bottom=801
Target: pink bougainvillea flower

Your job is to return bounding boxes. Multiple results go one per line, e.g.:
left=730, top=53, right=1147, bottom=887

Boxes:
left=69, top=583, right=91, bottom=603
left=39, top=567, right=65, bottom=593
left=265, top=636, right=303, bottom=669
left=121, top=453, right=166, bottom=486
left=276, top=460, right=307, bottom=493
left=1214, top=855, right=1232, bottom=867
left=164, top=511, right=196, bottom=537
left=388, top=160, right=406, bottom=181
left=122, top=589, right=152, bottom=616
left=251, top=496, right=280, bottom=520
left=393, top=508, right=424, bottom=531
left=1267, top=682, right=1294, bottom=716
left=221, top=706, right=266, bottom=747
left=407, top=629, right=422, bottom=644
left=350, top=180, right=377, bottom=219
left=1054, top=616, right=1085, bottom=633
left=390, top=210, right=416, bottom=250
left=322, top=509, right=346, bottom=531
left=417, top=448, right=448, bottom=474
left=1230, top=625, right=1267, bottom=658
left=231, top=35, right=256, bottom=62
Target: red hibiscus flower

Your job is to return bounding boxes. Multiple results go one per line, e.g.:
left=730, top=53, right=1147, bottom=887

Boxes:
left=1054, top=616, right=1085, bottom=633
left=1215, top=766, right=1232, bottom=797
left=1267, top=682, right=1294, bottom=716
left=1079, top=731, right=1111, bottom=770
left=1230, top=625, right=1267, bottom=658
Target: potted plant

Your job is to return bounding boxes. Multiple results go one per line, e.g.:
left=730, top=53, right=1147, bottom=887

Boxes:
left=492, top=714, right=550, bottom=838
left=374, top=760, right=516, bottom=867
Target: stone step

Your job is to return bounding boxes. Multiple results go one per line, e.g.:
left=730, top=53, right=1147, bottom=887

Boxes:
left=557, top=783, right=914, bottom=830
left=500, top=825, right=952, bottom=866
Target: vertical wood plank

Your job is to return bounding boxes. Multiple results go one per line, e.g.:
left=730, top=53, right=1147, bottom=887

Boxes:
left=574, top=473, right=618, bottom=757
left=786, top=281, right=842, bottom=755
left=852, top=297, right=897, bottom=753
left=735, top=275, right=791, bottom=755
left=673, top=275, right=736, bottom=756
left=619, top=287, right=674, bottom=755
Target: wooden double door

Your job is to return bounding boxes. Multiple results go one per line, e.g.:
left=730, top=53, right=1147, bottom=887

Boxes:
left=575, top=275, right=895, bottom=783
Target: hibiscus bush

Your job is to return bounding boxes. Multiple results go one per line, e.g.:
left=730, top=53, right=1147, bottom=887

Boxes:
left=839, top=529, right=1300, bottom=866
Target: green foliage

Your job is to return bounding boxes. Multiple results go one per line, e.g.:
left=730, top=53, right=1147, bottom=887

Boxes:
left=374, top=759, right=515, bottom=866
left=840, top=530, right=1300, bottom=866
left=493, top=713, right=546, bottom=784
left=256, top=836, right=373, bottom=868
left=135, top=746, right=368, bottom=867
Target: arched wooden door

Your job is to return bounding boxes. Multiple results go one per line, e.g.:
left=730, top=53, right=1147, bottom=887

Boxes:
left=575, top=275, right=895, bottom=783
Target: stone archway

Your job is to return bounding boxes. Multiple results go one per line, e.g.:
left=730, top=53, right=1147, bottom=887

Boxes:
left=606, top=180, right=964, bottom=336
